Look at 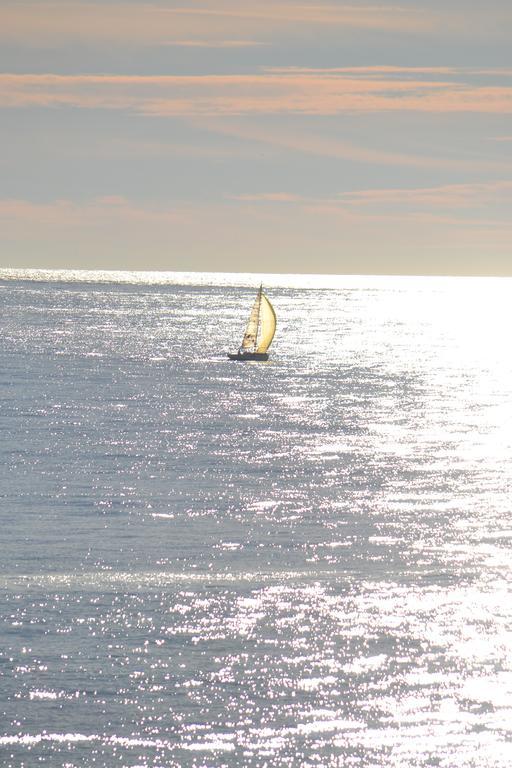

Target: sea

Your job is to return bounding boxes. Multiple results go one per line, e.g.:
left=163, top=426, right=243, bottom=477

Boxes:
left=1, top=270, right=511, bottom=768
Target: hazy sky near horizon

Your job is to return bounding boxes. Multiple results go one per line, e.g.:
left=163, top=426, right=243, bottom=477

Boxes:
left=1, top=1, right=512, bottom=274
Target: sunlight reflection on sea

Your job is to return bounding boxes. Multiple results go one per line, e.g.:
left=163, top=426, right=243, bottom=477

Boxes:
left=1, top=270, right=511, bottom=767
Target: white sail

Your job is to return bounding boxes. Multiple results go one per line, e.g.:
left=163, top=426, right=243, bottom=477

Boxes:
left=241, top=288, right=262, bottom=349
left=256, top=293, right=276, bottom=353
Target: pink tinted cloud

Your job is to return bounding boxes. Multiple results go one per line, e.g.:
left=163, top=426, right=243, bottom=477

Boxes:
left=2, top=71, right=512, bottom=116
left=165, top=3, right=430, bottom=30
left=232, top=192, right=302, bottom=202
left=3, top=195, right=512, bottom=274
left=0, top=2, right=432, bottom=44
left=266, top=66, right=459, bottom=75
left=161, top=40, right=267, bottom=48
left=202, top=120, right=508, bottom=172
left=335, top=181, right=512, bottom=208
left=226, top=182, right=512, bottom=225
left=0, top=197, right=187, bottom=228
left=266, top=66, right=512, bottom=77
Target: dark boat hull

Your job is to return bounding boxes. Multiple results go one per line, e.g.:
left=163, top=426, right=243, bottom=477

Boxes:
left=227, top=352, right=269, bottom=361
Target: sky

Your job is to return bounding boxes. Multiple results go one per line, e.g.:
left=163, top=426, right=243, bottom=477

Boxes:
left=1, top=0, right=512, bottom=275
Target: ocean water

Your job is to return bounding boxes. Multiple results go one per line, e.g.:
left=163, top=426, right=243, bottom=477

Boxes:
left=1, top=270, right=512, bottom=768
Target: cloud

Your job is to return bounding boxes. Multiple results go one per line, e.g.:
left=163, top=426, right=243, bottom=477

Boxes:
left=202, top=120, right=508, bottom=172
left=267, top=66, right=512, bottom=77
left=2, top=70, right=512, bottom=116
left=266, top=66, right=460, bottom=76
left=232, top=192, right=302, bottom=202
left=3, top=3, right=511, bottom=49
left=4, top=182, right=509, bottom=226
left=0, top=196, right=185, bottom=227
left=334, top=181, right=512, bottom=208
left=163, top=3, right=430, bottom=30
left=161, top=40, right=266, bottom=48
left=2, top=194, right=512, bottom=274
left=0, top=2, right=433, bottom=45
left=227, top=181, right=512, bottom=221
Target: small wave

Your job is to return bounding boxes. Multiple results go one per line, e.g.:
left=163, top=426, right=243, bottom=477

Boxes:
left=0, top=568, right=344, bottom=591
left=0, top=733, right=93, bottom=746
left=28, top=690, right=58, bottom=700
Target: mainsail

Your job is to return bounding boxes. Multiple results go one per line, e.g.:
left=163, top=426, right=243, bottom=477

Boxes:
left=256, top=293, right=276, bottom=353
left=241, top=288, right=262, bottom=350
left=240, top=285, right=276, bottom=353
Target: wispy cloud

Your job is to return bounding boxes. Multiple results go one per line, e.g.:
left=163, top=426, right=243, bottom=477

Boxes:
left=161, top=40, right=266, bottom=48
left=267, top=66, right=512, bottom=77
left=2, top=70, right=512, bottom=116
left=232, top=192, right=302, bottom=202
left=4, top=2, right=512, bottom=54
left=163, top=3, right=430, bottom=30
left=334, top=181, right=512, bottom=209
left=202, top=119, right=510, bottom=172
left=6, top=181, right=507, bottom=227
left=229, top=181, right=512, bottom=217
left=0, top=2, right=433, bottom=45
left=0, top=196, right=186, bottom=227
left=266, top=66, right=460, bottom=76
left=3, top=194, right=511, bottom=274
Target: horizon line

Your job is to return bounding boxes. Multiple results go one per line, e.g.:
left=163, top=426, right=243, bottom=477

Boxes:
left=2, top=267, right=512, bottom=284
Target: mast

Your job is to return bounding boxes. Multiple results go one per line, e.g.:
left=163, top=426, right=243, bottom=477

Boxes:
left=256, top=288, right=276, bottom=353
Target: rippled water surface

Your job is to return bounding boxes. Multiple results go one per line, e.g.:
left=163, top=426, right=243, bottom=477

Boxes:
left=1, top=270, right=512, bottom=767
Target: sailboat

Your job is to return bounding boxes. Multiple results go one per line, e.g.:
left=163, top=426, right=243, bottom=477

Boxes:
left=228, top=284, right=276, bottom=361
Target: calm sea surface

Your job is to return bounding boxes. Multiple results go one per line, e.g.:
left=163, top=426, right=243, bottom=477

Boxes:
left=1, top=270, right=512, bottom=767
